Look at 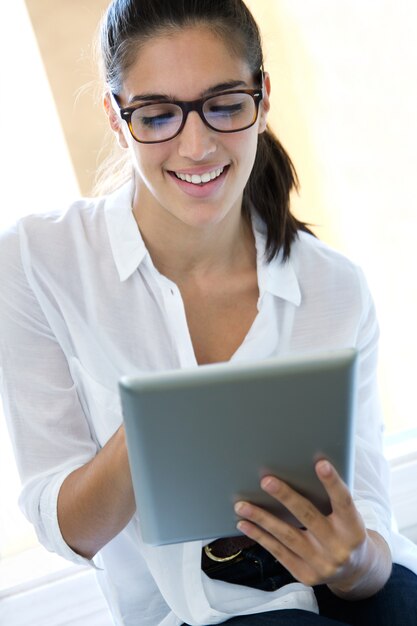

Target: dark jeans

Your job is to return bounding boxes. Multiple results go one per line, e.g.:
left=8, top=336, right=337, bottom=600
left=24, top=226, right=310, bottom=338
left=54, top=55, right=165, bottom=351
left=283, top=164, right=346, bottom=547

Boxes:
left=183, top=544, right=417, bottom=625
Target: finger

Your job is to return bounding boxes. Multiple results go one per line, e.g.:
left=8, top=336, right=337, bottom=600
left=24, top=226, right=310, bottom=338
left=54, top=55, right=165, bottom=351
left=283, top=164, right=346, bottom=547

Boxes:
left=236, top=518, right=297, bottom=568
left=260, top=476, right=328, bottom=537
left=315, top=460, right=358, bottom=522
left=235, top=500, right=313, bottom=559
left=314, top=461, right=367, bottom=558
left=236, top=518, right=329, bottom=588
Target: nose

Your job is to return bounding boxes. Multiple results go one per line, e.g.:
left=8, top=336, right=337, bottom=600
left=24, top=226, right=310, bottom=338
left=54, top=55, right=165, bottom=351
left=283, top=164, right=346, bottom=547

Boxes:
left=177, top=111, right=216, bottom=161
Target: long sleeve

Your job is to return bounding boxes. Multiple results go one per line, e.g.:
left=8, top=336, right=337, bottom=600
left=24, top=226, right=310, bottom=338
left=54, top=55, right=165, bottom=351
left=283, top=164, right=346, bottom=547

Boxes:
left=0, top=224, right=98, bottom=566
left=349, top=265, right=392, bottom=547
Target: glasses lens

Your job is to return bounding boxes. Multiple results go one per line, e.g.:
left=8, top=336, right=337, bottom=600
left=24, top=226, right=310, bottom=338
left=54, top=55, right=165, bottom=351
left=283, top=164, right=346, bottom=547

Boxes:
left=130, top=103, right=183, bottom=142
left=203, top=92, right=257, bottom=132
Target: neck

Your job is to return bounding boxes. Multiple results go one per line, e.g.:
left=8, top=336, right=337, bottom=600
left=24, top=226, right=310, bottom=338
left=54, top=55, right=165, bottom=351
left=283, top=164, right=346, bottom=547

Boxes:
left=132, top=190, right=256, bottom=283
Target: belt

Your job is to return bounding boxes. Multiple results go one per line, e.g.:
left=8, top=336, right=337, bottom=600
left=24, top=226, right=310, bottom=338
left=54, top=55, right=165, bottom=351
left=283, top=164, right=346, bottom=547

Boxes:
left=202, top=536, right=256, bottom=569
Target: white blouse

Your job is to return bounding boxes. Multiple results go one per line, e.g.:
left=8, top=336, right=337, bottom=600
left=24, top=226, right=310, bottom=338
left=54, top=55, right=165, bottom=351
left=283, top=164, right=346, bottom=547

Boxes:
left=1, top=182, right=416, bottom=626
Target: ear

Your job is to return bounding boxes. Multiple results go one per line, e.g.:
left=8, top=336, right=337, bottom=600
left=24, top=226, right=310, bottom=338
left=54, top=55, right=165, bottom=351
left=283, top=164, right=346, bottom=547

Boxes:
left=103, top=92, right=129, bottom=149
left=258, top=71, right=271, bottom=134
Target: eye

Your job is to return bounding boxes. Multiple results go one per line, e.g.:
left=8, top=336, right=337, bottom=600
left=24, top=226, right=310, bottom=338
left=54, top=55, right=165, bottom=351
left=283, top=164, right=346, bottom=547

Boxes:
left=208, top=103, right=244, bottom=117
left=204, top=93, right=250, bottom=120
left=132, top=104, right=181, bottom=129
left=140, top=112, right=176, bottom=128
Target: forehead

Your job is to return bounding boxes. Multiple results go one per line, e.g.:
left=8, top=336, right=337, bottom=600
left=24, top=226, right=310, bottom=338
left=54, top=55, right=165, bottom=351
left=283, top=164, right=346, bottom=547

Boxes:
left=121, top=26, right=253, bottom=101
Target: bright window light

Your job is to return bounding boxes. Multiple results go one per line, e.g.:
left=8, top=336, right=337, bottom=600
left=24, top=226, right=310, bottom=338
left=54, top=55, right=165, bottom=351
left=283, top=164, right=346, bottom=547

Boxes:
left=0, top=0, right=79, bottom=567
left=248, top=0, right=417, bottom=440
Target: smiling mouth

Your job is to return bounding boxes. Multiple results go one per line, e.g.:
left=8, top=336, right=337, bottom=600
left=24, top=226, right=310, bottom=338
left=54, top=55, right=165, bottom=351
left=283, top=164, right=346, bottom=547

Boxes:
left=171, top=165, right=228, bottom=186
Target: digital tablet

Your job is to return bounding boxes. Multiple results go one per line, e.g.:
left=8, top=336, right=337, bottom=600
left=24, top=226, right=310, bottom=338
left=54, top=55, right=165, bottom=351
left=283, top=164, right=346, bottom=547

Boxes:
left=119, top=348, right=358, bottom=546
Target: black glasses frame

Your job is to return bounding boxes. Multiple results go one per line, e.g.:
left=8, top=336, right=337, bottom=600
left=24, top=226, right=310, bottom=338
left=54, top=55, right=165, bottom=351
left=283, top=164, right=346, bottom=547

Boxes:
left=112, top=88, right=264, bottom=144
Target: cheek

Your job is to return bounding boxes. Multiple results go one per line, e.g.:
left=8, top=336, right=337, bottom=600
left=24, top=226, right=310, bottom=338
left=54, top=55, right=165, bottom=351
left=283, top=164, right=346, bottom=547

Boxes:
left=233, top=130, right=259, bottom=175
left=129, top=143, right=171, bottom=181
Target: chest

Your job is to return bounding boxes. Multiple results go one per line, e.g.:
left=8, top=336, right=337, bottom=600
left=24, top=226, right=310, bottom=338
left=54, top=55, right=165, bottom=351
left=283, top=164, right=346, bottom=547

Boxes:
left=60, top=258, right=358, bottom=379
left=179, top=276, right=259, bottom=365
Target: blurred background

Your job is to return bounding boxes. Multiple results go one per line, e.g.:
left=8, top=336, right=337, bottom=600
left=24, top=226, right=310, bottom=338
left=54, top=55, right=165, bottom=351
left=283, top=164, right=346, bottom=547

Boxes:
left=0, top=0, right=416, bottom=623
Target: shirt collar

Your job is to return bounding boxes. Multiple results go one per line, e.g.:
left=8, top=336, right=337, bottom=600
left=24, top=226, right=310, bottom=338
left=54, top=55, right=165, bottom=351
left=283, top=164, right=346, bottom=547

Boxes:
left=252, top=212, right=301, bottom=306
left=104, top=182, right=147, bottom=282
left=104, top=183, right=301, bottom=305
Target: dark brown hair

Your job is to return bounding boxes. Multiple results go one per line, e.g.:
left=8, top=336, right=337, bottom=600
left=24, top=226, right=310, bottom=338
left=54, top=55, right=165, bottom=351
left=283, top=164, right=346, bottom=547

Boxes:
left=100, top=0, right=311, bottom=260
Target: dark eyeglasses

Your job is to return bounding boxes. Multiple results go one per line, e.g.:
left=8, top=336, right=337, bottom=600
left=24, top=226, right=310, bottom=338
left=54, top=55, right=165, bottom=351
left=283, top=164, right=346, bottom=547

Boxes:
left=112, top=87, right=264, bottom=144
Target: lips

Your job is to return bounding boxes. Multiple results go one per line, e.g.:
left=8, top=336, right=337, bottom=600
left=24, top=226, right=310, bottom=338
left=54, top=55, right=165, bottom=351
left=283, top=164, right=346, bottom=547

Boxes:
left=174, top=166, right=225, bottom=185
left=167, top=164, right=230, bottom=197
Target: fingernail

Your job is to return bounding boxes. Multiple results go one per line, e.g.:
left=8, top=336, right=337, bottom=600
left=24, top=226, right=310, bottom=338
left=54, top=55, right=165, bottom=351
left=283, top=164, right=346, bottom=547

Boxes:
left=319, top=460, right=331, bottom=476
left=234, top=501, right=246, bottom=515
left=261, top=476, right=280, bottom=491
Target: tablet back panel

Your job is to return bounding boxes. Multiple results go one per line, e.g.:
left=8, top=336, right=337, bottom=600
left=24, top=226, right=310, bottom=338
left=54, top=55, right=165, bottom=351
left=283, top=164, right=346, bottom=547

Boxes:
left=120, top=349, right=357, bottom=545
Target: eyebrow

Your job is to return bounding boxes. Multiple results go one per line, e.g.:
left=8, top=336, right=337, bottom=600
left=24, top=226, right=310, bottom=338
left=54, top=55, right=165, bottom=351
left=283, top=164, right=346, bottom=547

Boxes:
left=128, top=79, right=248, bottom=104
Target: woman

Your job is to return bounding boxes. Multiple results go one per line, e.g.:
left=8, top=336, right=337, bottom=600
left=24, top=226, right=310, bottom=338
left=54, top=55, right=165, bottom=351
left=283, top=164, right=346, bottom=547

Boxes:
left=0, top=1, right=416, bottom=625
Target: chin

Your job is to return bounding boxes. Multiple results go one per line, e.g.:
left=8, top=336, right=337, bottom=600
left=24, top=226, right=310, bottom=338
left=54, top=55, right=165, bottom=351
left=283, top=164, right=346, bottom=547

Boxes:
left=174, top=203, right=237, bottom=230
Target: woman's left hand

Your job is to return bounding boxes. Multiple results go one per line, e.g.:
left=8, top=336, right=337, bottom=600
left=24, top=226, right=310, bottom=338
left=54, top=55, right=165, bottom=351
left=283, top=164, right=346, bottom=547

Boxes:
left=234, top=459, right=392, bottom=599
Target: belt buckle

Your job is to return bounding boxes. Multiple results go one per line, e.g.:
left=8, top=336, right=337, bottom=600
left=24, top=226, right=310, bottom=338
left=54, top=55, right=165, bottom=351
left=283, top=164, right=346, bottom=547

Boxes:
left=203, top=543, right=242, bottom=563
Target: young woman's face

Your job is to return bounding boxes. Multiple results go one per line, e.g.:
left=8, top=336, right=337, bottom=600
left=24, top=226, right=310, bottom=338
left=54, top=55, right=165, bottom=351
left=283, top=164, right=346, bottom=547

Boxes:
left=106, top=26, right=270, bottom=230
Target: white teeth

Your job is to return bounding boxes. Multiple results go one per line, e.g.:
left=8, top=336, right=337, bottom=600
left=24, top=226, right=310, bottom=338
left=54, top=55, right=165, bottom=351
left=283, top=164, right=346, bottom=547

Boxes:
left=175, top=166, right=225, bottom=185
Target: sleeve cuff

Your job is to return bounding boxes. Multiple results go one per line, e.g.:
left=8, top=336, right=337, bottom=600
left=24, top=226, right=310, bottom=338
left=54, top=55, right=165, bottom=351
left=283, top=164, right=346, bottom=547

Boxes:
left=36, top=467, right=102, bottom=570
left=354, top=499, right=393, bottom=554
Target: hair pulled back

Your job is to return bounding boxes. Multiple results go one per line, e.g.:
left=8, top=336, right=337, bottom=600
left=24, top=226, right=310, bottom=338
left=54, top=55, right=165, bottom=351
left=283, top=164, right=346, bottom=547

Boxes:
left=100, top=0, right=310, bottom=261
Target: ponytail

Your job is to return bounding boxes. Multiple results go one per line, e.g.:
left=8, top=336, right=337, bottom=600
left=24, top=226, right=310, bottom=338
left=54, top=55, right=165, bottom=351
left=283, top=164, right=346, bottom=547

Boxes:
left=244, top=126, right=312, bottom=261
